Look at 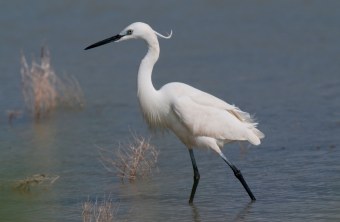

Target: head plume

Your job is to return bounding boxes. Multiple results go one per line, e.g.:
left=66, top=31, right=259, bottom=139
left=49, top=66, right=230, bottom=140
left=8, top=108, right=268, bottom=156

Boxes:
left=154, top=30, right=173, bottom=39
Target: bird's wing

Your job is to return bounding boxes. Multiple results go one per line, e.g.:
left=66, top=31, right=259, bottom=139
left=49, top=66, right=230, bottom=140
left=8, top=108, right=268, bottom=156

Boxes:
left=166, top=82, right=255, bottom=124
left=199, top=95, right=255, bottom=125
left=172, top=96, right=251, bottom=142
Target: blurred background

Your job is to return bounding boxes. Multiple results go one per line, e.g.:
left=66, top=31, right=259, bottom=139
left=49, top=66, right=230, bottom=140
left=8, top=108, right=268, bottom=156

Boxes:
left=0, top=0, right=339, bottom=221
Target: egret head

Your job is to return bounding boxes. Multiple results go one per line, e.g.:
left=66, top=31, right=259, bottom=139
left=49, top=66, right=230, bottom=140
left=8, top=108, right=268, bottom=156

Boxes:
left=85, top=22, right=172, bottom=50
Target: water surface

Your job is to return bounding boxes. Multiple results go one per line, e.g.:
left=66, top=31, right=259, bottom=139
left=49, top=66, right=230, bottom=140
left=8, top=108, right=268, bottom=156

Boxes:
left=1, top=1, right=339, bottom=221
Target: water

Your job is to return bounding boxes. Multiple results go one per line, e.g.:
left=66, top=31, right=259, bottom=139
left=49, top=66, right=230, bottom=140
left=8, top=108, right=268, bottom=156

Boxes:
left=1, top=0, right=340, bottom=221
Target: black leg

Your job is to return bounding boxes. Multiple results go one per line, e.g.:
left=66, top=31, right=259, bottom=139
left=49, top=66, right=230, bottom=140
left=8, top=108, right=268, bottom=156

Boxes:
left=188, top=149, right=200, bottom=204
left=219, top=152, right=256, bottom=201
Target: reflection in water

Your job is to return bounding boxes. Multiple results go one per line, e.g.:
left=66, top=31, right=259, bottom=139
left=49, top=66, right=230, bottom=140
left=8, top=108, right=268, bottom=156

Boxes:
left=29, top=119, right=58, bottom=171
left=232, top=201, right=254, bottom=222
left=190, top=201, right=253, bottom=222
left=190, top=203, right=201, bottom=222
left=32, top=119, right=56, bottom=148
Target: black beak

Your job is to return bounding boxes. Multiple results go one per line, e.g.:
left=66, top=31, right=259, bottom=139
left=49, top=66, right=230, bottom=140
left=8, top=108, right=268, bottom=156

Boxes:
left=84, top=34, right=123, bottom=50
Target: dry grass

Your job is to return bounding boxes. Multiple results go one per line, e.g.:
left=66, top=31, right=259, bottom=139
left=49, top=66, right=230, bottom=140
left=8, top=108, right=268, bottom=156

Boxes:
left=57, top=74, right=85, bottom=108
left=99, top=135, right=159, bottom=183
left=13, top=174, right=59, bottom=193
left=21, top=46, right=84, bottom=120
left=82, top=197, right=119, bottom=222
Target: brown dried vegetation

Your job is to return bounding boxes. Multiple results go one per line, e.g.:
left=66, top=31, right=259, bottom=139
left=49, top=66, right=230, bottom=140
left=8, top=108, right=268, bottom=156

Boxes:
left=13, top=174, right=59, bottom=193
left=82, top=197, right=119, bottom=222
left=100, top=135, right=159, bottom=183
left=21, top=46, right=84, bottom=120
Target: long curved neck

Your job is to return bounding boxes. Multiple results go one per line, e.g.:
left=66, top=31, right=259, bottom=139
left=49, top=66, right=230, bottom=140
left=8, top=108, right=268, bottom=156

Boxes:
left=137, top=37, right=160, bottom=98
left=137, top=36, right=166, bottom=128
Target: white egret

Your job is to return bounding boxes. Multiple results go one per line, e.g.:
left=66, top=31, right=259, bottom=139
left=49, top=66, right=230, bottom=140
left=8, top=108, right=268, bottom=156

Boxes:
left=85, top=22, right=264, bottom=203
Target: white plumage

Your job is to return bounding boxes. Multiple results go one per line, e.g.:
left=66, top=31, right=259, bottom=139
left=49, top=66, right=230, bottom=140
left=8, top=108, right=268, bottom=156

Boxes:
left=85, top=22, right=264, bottom=203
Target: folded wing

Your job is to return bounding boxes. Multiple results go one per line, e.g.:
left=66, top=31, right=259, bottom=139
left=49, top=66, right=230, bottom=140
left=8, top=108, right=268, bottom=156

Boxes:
left=172, top=94, right=264, bottom=145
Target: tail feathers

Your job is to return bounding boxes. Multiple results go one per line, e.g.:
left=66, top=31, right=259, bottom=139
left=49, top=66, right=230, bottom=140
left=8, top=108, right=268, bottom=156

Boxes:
left=247, top=128, right=265, bottom=146
left=253, top=128, right=265, bottom=139
left=229, top=106, right=265, bottom=146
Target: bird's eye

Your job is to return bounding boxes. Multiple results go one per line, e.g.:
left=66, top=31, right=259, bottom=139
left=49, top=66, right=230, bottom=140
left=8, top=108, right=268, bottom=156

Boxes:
left=126, top=29, right=133, bottom=35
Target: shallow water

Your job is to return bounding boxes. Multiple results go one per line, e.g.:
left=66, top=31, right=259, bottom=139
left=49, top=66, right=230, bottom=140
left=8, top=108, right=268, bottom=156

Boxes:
left=1, top=0, right=340, bottom=221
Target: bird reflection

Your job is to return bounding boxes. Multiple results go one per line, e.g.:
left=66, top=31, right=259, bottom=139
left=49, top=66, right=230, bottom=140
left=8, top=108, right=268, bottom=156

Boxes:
left=232, top=201, right=254, bottom=222
left=190, top=203, right=201, bottom=222
left=190, top=201, right=254, bottom=222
